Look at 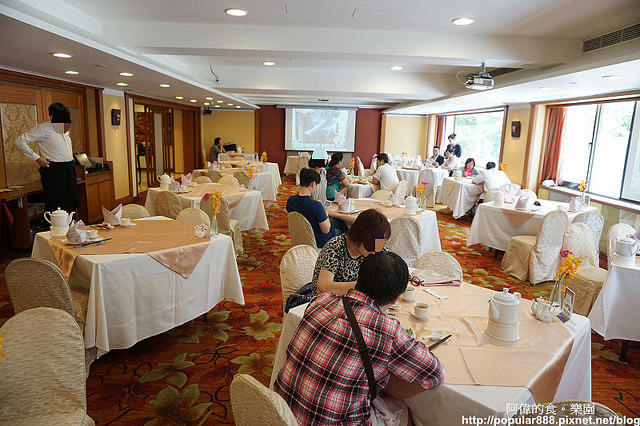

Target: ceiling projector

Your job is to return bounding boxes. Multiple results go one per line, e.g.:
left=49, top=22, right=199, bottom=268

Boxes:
left=460, top=62, right=494, bottom=90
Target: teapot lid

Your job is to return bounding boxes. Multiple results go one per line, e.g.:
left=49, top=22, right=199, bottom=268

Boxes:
left=406, top=195, right=416, bottom=200
left=492, top=288, right=520, bottom=304
left=51, top=207, right=66, bottom=215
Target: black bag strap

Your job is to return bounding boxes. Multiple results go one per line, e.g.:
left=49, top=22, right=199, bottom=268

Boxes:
left=342, top=296, right=377, bottom=403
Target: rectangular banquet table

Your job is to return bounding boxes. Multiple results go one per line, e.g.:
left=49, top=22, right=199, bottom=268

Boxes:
left=436, top=177, right=484, bottom=219
left=328, top=198, right=441, bottom=252
left=271, top=282, right=590, bottom=425
left=145, top=183, right=269, bottom=233
left=467, top=201, right=598, bottom=251
left=31, top=217, right=244, bottom=355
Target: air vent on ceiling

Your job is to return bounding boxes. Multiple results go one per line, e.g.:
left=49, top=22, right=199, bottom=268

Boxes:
left=488, top=67, right=522, bottom=78
left=583, top=23, right=640, bottom=52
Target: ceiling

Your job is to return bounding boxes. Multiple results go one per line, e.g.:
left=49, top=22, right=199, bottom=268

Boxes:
left=1, top=0, right=639, bottom=113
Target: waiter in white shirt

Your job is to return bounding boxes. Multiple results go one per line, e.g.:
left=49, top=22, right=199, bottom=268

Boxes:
left=371, top=153, right=399, bottom=192
left=14, top=102, right=79, bottom=215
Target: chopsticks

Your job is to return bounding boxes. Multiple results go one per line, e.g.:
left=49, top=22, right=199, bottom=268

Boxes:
left=428, top=334, right=452, bottom=351
left=73, top=238, right=112, bottom=249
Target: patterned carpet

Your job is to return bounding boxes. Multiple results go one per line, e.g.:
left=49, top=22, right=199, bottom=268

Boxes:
left=0, top=175, right=638, bottom=424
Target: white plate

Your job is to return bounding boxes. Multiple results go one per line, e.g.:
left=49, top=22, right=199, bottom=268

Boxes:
left=411, top=308, right=431, bottom=321
left=120, top=222, right=138, bottom=228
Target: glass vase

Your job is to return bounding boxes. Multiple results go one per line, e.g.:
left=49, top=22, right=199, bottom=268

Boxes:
left=548, top=278, right=563, bottom=315
left=211, top=213, right=219, bottom=236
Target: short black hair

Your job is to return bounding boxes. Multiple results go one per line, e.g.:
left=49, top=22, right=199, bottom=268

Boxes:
left=49, top=102, right=71, bottom=123
left=486, top=161, right=496, bottom=170
left=355, top=252, right=409, bottom=306
left=308, top=158, right=326, bottom=169
left=377, top=153, right=389, bottom=164
left=214, top=137, right=221, bottom=145
left=448, top=133, right=456, bottom=140
left=433, top=145, right=440, bottom=150
left=465, top=158, right=475, bottom=167
left=299, top=168, right=320, bottom=187
left=328, top=152, right=343, bottom=167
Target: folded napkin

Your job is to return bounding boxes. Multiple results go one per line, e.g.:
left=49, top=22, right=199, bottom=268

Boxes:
left=181, top=173, right=192, bottom=186
left=102, top=204, right=122, bottom=225
left=336, top=191, right=350, bottom=212
left=632, top=230, right=640, bottom=243
left=207, top=161, right=220, bottom=171
left=515, top=196, right=534, bottom=211
left=568, top=196, right=583, bottom=213
left=391, top=189, right=404, bottom=206
left=169, top=179, right=180, bottom=192
left=66, top=220, right=87, bottom=243
left=410, top=268, right=461, bottom=286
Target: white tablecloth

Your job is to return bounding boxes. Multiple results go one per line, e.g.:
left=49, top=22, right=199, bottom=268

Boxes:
left=589, top=259, right=640, bottom=341
left=219, top=153, right=256, bottom=161
left=436, top=177, right=484, bottom=219
left=270, top=301, right=591, bottom=424
left=396, top=168, right=421, bottom=190
left=347, top=183, right=375, bottom=199
left=284, top=156, right=308, bottom=175
left=31, top=218, right=244, bottom=355
left=195, top=162, right=281, bottom=190
left=467, top=201, right=598, bottom=251
left=145, top=184, right=269, bottom=233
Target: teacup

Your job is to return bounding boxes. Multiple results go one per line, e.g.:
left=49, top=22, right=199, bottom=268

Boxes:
left=384, top=200, right=393, bottom=207
left=413, top=302, right=430, bottom=319
left=401, top=286, right=416, bottom=301
left=194, top=224, right=209, bottom=238
left=86, top=229, right=99, bottom=239
left=179, top=185, right=187, bottom=192
left=190, top=182, right=198, bottom=187
left=120, top=217, right=131, bottom=226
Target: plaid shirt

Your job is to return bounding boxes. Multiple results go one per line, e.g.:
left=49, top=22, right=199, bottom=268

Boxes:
left=274, top=289, right=445, bottom=425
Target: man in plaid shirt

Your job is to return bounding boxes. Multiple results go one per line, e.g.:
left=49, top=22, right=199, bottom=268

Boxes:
left=274, top=252, right=445, bottom=425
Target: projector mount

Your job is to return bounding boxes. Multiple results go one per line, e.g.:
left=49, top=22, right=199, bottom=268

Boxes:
left=456, top=61, right=494, bottom=91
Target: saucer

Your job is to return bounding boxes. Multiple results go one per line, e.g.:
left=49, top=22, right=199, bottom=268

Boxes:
left=401, top=294, right=416, bottom=302
left=120, top=222, right=138, bottom=228
left=411, top=308, right=430, bottom=320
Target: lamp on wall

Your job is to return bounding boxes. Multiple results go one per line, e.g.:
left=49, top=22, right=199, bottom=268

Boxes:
left=511, top=121, right=521, bottom=138
left=111, top=109, right=121, bottom=126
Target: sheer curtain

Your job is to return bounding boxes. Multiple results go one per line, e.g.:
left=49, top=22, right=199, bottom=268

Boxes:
left=540, top=107, right=566, bottom=184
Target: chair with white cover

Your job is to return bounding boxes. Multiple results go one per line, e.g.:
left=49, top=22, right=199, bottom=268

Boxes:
left=413, top=252, right=463, bottom=281
left=155, top=190, right=182, bottom=219
left=572, top=210, right=604, bottom=252
left=483, top=188, right=503, bottom=203
left=370, top=189, right=392, bottom=201
left=234, top=171, right=251, bottom=187
left=122, top=203, right=150, bottom=219
left=607, top=222, right=636, bottom=267
left=218, top=153, right=232, bottom=162
left=194, top=176, right=212, bottom=184
left=207, top=170, right=223, bottom=183
left=5, top=257, right=97, bottom=373
left=0, top=307, right=95, bottom=425
left=219, top=175, right=241, bottom=189
left=176, top=207, right=211, bottom=227
left=230, top=374, right=298, bottom=426
left=288, top=211, right=317, bottom=248
left=561, top=223, right=608, bottom=316
left=394, top=180, right=408, bottom=200
left=416, top=169, right=437, bottom=207
left=501, top=209, right=569, bottom=284
left=386, top=216, right=423, bottom=267
left=280, top=245, right=319, bottom=311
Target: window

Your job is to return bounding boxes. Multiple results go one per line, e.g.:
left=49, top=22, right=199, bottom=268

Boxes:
left=559, top=100, right=638, bottom=202
left=443, top=110, right=505, bottom=168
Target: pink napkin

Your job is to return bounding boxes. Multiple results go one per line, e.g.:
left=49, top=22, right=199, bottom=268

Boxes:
left=169, top=179, right=180, bottom=192
left=181, top=173, right=192, bottom=186
left=336, top=192, right=350, bottom=212
left=568, top=196, right=583, bottom=213
left=66, top=220, right=87, bottom=243
left=207, top=161, right=219, bottom=171
left=515, top=196, right=533, bottom=211
left=102, top=204, right=122, bottom=225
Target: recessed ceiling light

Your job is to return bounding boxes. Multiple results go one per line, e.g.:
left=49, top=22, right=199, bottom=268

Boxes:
left=225, top=8, right=247, bottom=17
left=65, top=70, right=79, bottom=75
left=52, top=52, right=72, bottom=58
left=214, top=105, right=220, bottom=108
left=204, top=102, right=211, bottom=106
left=216, top=100, right=224, bottom=103
left=190, top=99, right=197, bottom=103
left=176, top=96, right=184, bottom=100
left=452, top=17, right=474, bottom=26
left=236, top=105, right=241, bottom=108
left=390, top=65, right=403, bottom=71
left=116, top=82, right=128, bottom=87
left=119, top=72, right=134, bottom=77
left=159, top=83, right=171, bottom=88
left=262, top=61, right=275, bottom=66
left=602, top=75, right=622, bottom=80
left=227, top=103, right=233, bottom=106
left=538, top=87, right=552, bottom=91
left=205, top=97, right=213, bottom=100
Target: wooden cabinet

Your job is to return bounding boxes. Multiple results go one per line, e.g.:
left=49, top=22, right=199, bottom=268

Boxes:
left=77, top=162, right=115, bottom=224
left=1, top=182, right=46, bottom=249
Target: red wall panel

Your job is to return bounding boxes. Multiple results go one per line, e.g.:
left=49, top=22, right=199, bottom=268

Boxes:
left=354, top=108, right=383, bottom=168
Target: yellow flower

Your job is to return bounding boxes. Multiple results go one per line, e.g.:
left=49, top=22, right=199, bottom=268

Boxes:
left=210, top=190, right=222, bottom=215
left=578, top=180, right=588, bottom=192
left=349, top=157, right=355, bottom=169
left=416, top=183, right=425, bottom=197
left=246, top=164, right=255, bottom=181
left=260, top=151, right=268, bottom=162
left=500, top=163, right=508, bottom=172
left=555, top=251, right=582, bottom=280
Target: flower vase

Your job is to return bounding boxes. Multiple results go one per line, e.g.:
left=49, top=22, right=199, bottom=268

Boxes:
left=548, top=278, right=563, bottom=315
left=211, top=213, right=219, bottom=236
left=580, top=192, right=586, bottom=203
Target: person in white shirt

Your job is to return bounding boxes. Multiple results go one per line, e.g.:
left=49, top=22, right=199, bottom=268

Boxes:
left=14, top=102, right=79, bottom=215
left=371, top=153, right=399, bottom=192
left=473, top=161, right=511, bottom=192
left=440, top=150, right=459, bottom=174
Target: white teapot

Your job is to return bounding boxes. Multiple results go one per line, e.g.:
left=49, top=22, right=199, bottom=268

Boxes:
left=612, top=236, right=639, bottom=257
left=44, top=207, right=75, bottom=228
left=488, top=288, right=521, bottom=326
left=157, top=173, right=171, bottom=190
left=404, top=195, right=418, bottom=215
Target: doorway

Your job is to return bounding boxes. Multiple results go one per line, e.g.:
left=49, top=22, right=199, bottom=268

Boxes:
left=134, top=103, right=174, bottom=192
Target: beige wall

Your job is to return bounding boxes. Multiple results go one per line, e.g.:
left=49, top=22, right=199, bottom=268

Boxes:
left=173, top=109, right=184, bottom=173
left=382, top=115, right=428, bottom=157
left=103, top=93, right=130, bottom=200
left=501, top=107, right=531, bottom=185
left=202, top=110, right=255, bottom=153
